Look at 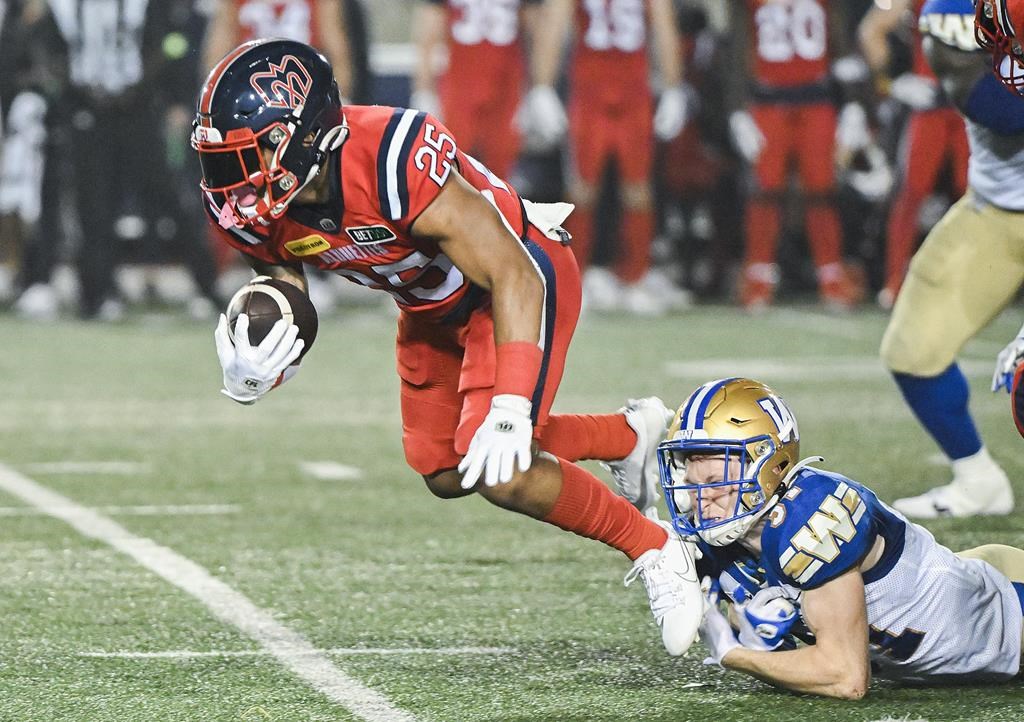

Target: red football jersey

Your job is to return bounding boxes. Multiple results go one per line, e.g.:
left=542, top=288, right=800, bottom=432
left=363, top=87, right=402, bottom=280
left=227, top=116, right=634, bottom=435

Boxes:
left=205, top=106, right=527, bottom=320
left=748, top=0, right=830, bottom=88
left=571, top=0, right=650, bottom=100
left=912, top=0, right=937, bottom=79
left=431, top=0, right=538, bottom=85
left=234, top=0, right=322, bottom=47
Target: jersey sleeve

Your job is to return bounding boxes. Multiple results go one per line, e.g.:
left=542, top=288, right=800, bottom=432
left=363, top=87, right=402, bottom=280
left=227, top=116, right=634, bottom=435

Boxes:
left=761, top=472, right=874, bottom=590
left=374, top=108, right=461, bottom=231
left=202, top=192, right=282, bottom=267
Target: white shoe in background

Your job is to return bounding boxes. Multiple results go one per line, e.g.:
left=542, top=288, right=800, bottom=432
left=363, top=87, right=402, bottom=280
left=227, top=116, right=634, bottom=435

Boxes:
left=892, top=447, right=1014, bottom=518
left=15, top=283, right=59, bottom=321
left=582, top=267, right=622, bottom=313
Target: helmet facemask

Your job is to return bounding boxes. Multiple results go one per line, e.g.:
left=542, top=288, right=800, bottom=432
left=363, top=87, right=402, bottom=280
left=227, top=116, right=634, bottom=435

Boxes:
left=976, top=0, right=1024, bottom=96
left=659, top=434, right=785, bottom=546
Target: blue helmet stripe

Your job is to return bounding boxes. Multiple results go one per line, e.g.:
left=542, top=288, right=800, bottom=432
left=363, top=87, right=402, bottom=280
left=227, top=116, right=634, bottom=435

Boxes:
left=682, top=377, right=739, bottom=431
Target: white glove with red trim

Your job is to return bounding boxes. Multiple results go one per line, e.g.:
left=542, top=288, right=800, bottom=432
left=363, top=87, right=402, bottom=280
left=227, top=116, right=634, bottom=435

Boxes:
left=214, top=313, right=304, bottom=404
left=459, top=394, right=534, bottom=489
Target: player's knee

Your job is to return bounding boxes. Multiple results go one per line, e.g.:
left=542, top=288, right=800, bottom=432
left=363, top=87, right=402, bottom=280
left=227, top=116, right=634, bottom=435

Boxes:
left=422, top=469, right=475, bottom=499
left=880, top=323, right=950, bottom=376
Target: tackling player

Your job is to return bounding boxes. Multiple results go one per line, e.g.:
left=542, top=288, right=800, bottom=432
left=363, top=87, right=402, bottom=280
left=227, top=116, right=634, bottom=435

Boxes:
left=730, top=0, right=863, bottom=312
left=192, top=39, right=705, bottom=655
left=658, top=377, right=1024, bottom=699
left=521, top=0, right=690, bottom=315
left=412, top=0, right=541, bottom=180
left=858, top=0, right=969, bottom=309
left=879, top=0, right=1022, bottom=517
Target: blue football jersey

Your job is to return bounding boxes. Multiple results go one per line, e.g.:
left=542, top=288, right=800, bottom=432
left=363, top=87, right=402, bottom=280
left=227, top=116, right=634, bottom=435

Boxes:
left=700, top=468, right=1022, bottom=681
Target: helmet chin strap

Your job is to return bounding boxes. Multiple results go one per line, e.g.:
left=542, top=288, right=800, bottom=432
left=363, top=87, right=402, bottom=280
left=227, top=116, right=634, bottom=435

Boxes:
left=698, top=455, right=825, bottom=547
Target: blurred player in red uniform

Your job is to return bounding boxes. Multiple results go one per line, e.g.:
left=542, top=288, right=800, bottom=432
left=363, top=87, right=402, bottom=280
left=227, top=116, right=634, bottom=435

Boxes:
left=412, top=0, right=541, bottom=179
left=730, top=0, right=862, bottom=312
left=859, top=0, right=969, bottom=309
left=203, top=0, right=353, bottom=97
left=195, top=39, right=705, bottom=655
left=523, top=0, right=689, bottom=315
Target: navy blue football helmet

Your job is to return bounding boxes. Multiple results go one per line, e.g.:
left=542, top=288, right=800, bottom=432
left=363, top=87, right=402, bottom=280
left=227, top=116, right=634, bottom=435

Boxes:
left=192, top=38, right=349, bottom=228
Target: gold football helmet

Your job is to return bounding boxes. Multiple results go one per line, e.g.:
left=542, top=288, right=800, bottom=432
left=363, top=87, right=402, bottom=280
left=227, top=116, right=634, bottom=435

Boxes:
left=657, top=377, right=801, bottom=546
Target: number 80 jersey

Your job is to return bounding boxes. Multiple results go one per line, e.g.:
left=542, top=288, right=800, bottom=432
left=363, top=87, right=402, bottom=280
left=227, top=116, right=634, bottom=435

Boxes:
left=755, top=468, right=1021, bottom=681
left=205, top=105, right=528, bottom=320
left=749, top=0, right=830, bottom=88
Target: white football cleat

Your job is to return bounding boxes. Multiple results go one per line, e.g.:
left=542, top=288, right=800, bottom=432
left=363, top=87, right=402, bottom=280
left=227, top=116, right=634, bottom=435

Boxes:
left=892, top=448, right=1014, bottom=518
left=604, top=397, right=673, bottom=517
left=624, top=525, right=704, bottom=656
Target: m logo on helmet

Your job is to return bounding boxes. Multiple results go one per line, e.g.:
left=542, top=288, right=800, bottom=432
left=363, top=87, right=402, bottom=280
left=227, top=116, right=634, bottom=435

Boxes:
left=250, top=55, right=313, bottom=109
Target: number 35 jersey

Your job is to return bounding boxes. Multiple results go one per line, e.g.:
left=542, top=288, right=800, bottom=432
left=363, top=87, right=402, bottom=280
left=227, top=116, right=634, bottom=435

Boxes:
left=205, top=106, right=527, bottom=320
left=715, top=468, right=1022, bottom=681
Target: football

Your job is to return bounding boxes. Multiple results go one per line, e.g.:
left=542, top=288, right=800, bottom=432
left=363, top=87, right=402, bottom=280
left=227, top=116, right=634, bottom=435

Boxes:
left=226, top=276, right=318, bottom=362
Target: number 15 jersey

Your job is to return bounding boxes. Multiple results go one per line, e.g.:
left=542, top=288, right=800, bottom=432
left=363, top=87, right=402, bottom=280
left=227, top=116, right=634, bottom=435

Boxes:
left=204, top=105, right=528, bottom=320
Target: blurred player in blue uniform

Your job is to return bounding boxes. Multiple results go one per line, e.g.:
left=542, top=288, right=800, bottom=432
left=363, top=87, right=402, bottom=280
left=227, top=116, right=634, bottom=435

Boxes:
left=657, top=377, right=1024, bottom=698
left=879, top=0, right=1024, bottom=517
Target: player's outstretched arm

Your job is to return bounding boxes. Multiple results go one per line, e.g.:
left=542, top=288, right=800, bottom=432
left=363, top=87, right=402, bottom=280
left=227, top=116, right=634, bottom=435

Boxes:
left=412, top=171, right=545, bottom=489
left=723, top=568, right=871, bottom=699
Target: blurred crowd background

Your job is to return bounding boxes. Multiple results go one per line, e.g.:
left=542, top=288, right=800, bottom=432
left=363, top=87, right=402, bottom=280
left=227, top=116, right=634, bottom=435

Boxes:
left=0, top=0, right=969, bottom=320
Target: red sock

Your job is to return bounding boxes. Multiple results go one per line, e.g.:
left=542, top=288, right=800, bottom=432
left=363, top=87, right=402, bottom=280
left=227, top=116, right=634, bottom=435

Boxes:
left=615, top=207, right=653, bottom=283
left=565, top=203, right=595, bottom=270
left=745, top=199, right=781, bottom=265
left=543, top=458, right=668, bottom=561
left=806, top=202, right=842, bottom=268
left=539, top=413, right=636, bottom=462
left=884, top=189, right=924, bottom=291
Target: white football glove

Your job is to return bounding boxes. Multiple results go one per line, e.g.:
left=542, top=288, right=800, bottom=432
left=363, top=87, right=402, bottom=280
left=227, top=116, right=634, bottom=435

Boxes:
left=992, top=321, right=1024, bottom=393
left=699, top=577, right=741, bottom=667
left=458, top=394, right=534, bottom=489
left=214, top=313, right=304, bottom=405
left=734, top=586, right=798, bottom=651
left=728, top=110, right=765, bottom=164
left=653, top=85, right=692, bottom=142
left=889, top=73, right=939, bottom=111
left=516, top=85, right=568, bottom=152
left=409, top=88, right=442, bottom=119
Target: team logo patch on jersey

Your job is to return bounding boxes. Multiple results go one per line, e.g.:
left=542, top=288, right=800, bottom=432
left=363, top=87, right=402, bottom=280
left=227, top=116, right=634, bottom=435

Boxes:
left=346, top=225, right=397, bottom=245
left=285, top=235, right=332, bottom=256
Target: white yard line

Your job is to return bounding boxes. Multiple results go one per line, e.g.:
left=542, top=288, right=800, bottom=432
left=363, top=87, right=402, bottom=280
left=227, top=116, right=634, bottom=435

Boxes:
left=82, top=646, right=514, bottom=659
left=0, top=504, right=240, bottom=517
left=23, top=461, right=150, bottom=475
left=299, top=461, right=364, bottom=481
left=664, top=357, right=992, bottom=381
left=0, top=463, right=416, bottom=722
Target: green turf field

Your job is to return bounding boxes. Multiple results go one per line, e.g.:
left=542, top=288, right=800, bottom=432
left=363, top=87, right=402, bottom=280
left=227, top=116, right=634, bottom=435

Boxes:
left=1, top=305, right=1023, bottom=721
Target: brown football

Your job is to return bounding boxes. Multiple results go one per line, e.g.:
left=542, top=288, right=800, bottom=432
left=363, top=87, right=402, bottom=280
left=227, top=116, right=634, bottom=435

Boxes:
left=226, top=277, right=318, bottom=362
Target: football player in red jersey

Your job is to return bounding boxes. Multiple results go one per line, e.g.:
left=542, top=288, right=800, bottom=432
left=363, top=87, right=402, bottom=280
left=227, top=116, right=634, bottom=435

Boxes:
left=859, top=0, right=969, bottom=309
left=193, top=39, right=705, bottom=654
left=412, top=0, right=542, bottom=180
left=522, top=0, right=690, bottom=315
left=731, top=0, right=863, bottom=312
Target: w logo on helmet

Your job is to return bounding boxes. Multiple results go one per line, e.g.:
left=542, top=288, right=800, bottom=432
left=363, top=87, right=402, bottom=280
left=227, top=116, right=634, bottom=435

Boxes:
left=250, top=55, right=313, bottom=109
